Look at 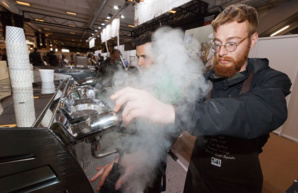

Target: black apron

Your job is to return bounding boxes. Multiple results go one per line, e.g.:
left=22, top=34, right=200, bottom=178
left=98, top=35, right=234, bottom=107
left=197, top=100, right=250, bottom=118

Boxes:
left=184, top=69, right=263, bottom=193
left=184, top=136, right=263, bottom=193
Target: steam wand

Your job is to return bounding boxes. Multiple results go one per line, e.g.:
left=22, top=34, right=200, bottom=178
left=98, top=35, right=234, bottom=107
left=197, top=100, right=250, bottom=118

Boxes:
left=91, top=140, right=124, bottom=159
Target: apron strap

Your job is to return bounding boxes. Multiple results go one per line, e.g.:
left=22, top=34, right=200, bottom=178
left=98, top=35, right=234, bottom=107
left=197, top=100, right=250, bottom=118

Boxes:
left=240, top=69, right=254, bottom=95
left=206, top=68, right=254, bottom=100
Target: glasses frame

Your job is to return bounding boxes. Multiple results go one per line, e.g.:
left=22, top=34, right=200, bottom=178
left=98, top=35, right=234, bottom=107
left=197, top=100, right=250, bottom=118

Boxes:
left=211, top=36, right=249, bottom=53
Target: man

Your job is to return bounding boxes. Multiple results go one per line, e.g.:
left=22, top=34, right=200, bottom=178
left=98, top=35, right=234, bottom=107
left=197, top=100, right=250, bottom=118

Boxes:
left=91, top=32, right=170, bottom=193
left=47, top=51, right=59, bottom=66
left=110, top=4, right=292, bottom=193
left=135, top=32, right=154, bottom=69
left=96, top=49, right=123, bottom=89
left=57, top=54, right=66, bottom=67
left=29, top=48, right=44, bottom=66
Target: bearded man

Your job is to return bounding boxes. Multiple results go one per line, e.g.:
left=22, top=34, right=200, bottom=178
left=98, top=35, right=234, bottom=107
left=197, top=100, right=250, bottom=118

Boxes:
left=110, top=4, right=292, bottom=193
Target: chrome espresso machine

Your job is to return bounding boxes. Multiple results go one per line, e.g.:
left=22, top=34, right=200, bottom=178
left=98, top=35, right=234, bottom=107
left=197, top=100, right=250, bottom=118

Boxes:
left=0, top=72, right=126, bottom=193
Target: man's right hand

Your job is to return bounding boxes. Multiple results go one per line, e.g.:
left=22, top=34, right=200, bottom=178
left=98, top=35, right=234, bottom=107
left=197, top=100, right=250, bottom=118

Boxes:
left=111, top=87, right=175, bottom=125
left=90, top=156, right=119, bottom=192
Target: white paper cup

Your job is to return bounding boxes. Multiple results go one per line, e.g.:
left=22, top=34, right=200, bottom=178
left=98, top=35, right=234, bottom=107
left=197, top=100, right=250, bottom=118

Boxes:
left=39, top=69, right=54, bottom=82
left=41, top=81, right=55, bottom=94
left=6, top=42, right=28, bottom=55
left=13, top=87, right=36, bottom=127
left=9, top=69, right=33, bottom=88
left=6, top=26, right=26, bottom=43
left=5, top=26, right=30, bottom=69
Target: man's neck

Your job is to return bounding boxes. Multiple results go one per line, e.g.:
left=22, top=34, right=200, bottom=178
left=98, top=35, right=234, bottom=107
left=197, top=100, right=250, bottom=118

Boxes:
left=239, top=61, right=248, bottom=72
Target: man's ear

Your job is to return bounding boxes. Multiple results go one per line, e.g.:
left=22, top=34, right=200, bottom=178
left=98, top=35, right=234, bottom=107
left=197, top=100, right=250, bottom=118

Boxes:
left=250, top=32, right=258, bottom=50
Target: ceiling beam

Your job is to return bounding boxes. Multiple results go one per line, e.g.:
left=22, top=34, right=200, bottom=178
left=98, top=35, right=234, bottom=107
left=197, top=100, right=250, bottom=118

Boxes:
left=78, top=0, right=109, bottom=49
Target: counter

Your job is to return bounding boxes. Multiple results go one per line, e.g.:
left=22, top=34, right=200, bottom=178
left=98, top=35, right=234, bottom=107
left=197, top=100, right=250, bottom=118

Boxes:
left=0, top=70, right=119, bottom=193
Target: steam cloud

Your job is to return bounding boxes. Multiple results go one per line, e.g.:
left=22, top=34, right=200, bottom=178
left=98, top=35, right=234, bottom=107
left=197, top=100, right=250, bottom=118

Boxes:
left=97, top=26, right=209, bottom=193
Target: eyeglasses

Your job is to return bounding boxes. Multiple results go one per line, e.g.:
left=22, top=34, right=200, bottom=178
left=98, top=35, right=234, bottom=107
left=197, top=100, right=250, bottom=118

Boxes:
left=211, top=36, right=248, bottom=53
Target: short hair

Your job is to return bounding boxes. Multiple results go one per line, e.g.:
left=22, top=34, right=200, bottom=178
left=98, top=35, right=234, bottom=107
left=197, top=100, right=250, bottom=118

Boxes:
left=211, top=4, right=259, bottom=36
left=111, top=49, right=121, bottom=55
left=134, top=31, right=152, bottom=46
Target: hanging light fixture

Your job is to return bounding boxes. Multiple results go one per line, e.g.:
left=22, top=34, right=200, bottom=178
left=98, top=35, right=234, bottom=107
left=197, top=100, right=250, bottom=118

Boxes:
left=107, top=14, right=113, bottom=20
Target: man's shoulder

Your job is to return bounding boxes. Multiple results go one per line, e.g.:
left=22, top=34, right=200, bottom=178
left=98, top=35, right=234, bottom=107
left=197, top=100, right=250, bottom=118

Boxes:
left=249, top=58, right=291, bottom=90
left=248, top=58, right=269, bottom=74
left=248, top=58, right=287, bottom=77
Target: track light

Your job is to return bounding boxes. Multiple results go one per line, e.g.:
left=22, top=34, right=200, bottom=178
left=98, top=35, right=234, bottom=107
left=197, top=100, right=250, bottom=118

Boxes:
left=270, top=25, right=290, bottom=37
left=16, top=1, right=31, bottom=6
left=66, top=11, right=77, bottom=16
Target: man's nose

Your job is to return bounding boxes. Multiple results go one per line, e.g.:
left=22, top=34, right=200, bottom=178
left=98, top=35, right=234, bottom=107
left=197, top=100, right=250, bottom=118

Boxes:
left=218, top=46, right=228, bottom=57
left=137, top=58, right=144, bottom=67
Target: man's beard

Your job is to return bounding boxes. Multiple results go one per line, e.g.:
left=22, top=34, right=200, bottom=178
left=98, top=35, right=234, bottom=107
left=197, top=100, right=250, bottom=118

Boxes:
left=213, top=44, right=250, bottom=78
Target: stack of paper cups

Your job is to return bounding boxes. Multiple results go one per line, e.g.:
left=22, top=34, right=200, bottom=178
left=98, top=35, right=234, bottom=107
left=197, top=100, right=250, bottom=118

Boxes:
left=13, top=88, right=36, bottom=127
left=5, top=26, right=32, bottom=88
left=39, top=69, right=56, bottom=94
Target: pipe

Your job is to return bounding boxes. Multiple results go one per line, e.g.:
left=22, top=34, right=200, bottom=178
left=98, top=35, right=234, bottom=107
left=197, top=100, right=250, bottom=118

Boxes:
left=91, top=141, right=118, bottom=158
left=89, top=0, right=109, bottom=28
left=120, top=55, right=127, bottom=71
left=78, top=0, right=109, bottom=48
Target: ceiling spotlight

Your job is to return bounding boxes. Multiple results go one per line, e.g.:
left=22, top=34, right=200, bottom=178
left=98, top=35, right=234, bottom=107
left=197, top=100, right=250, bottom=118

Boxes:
left=98, top=26, right=101, bottom=29
left=95, top=30, right=98, bottom=32
left=97, top=35, right=100, bottom=37
left=101, top=23, right=105, bottom=26
left=35, top=19, right=44, bottom=22
left=107, top=14, right=112, bottom=20
left=91, top=33, right=94, bottom=35
left=114, top=5, right=119, bottom=10
left=121, top=15, right=125, bottom=19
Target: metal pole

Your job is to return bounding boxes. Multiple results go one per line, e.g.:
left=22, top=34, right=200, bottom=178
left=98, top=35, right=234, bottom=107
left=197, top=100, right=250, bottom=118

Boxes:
left=117, top=28, right=127, bottom=71
left=105, top=41, right=109, bottom=56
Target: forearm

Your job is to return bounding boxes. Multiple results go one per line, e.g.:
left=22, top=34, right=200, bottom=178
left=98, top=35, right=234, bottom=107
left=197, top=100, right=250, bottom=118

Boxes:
left=175, top=93, right=288, bottom=139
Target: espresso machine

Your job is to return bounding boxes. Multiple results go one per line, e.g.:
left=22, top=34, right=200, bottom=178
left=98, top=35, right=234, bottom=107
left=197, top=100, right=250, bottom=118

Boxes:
left=0, top=74, right=125, bottom=193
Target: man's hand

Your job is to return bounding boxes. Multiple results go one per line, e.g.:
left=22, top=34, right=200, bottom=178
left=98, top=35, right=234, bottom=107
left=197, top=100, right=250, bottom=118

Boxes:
left=90, top=156, right=119, bottom=192
left=90, top=151, right=148, bottom=191
left=111, top=87, right=175, bottom=125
